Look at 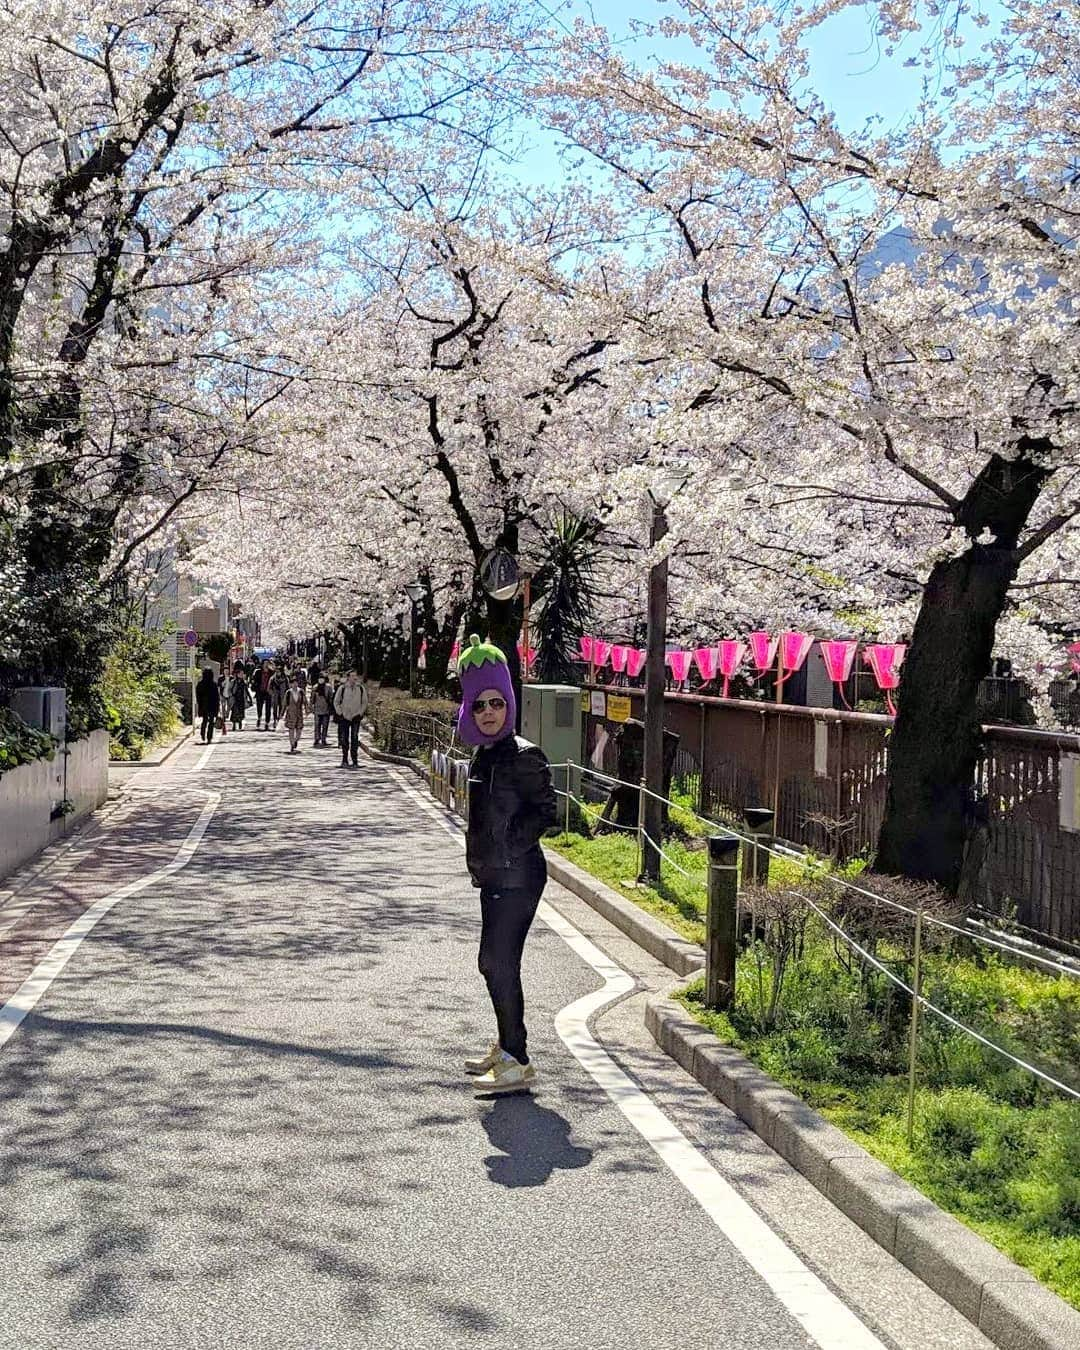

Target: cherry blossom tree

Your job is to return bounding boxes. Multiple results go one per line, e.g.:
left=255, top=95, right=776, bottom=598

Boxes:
left=0, top=0, right=535, bottom=717
left=535, top=0, right=1079, bottom=889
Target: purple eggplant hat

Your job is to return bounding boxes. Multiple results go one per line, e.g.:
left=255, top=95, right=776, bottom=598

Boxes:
left=456, top=634, right=517, bottom=747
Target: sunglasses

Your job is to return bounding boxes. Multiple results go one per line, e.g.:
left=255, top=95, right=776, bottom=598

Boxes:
left=471, top=697, right=506, bottom=713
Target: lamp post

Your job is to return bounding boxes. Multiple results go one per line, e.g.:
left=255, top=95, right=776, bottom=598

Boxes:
left=639, top=472, right=686, bottom=885
left=405, top=582, right=424, bottom=697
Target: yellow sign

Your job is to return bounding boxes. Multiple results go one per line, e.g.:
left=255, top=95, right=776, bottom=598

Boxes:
left=581, top=690, right=590, bottom=712
left=607, top=694, right=631, bottom=723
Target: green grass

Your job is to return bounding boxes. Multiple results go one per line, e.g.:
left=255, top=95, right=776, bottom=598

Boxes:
left=547, top=829, right=709, bottom=944
left=675, top=953, right=1080, bottom=1310
left=546, top=817, right=1080, bottom=1310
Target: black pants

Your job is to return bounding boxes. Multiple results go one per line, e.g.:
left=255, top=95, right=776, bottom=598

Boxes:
left=200, top=714, right=215, bottom=742
left=478, top=876, right=545, bottom=1064
left=338, top=716, right=360, bottom=762
left=255, top=690, right=271, bottom=723
left=314, top=712, right=330, bottom=744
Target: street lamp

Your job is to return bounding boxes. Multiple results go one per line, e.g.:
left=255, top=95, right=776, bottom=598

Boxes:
left=405, top=581, right=425, bottom=697
left=639, top=469, right=688, bottom=885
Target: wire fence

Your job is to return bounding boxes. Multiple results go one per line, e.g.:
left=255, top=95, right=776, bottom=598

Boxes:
left=420, top=745, right=1079, bottom=1106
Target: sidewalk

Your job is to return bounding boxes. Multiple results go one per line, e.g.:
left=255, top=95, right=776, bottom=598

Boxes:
left=0, top=727, right=991, bottom=1350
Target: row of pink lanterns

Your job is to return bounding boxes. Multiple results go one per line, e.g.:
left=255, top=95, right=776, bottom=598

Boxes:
left=579, top=632, right=908, bottom=714
left=448, top=639, right=537, bottom=673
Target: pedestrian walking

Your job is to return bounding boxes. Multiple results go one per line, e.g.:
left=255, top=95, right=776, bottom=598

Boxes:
left=457, top=636, right=557, bottom=1095
left=195, top=667, right=221, bottom=743
left=252, top=660, right=273, bottom=730
left=334, top=669, right=368, bottom=768
left=310, top=674, right=333, bottom=746
left=217, top=671, right=230, bottom=737
left=230, top=666, right=250, bottom=731
left=282, top=674, right=308, bottom=753
left=270, top=665, right=289, bottom=730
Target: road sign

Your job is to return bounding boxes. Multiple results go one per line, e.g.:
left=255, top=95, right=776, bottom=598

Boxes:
left=183, top=630, right=198, bottom=648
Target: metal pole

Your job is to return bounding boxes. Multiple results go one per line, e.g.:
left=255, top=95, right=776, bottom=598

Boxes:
left=409, top=600, right=418, bottom=698
left=705, top=835, right=740, bottom=1009
left=637, top=775, right=647, bottom=882
left=906, top=906, right=924, bottom=1148
left=521, top=573, right=532, bottom=681
left=640, top=499, right=668, bottom=884
left=564, top=763, right=572, bottom=833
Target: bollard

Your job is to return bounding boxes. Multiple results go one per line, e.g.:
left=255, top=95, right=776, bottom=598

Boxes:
left=741, top=806, right=775, bottom=887
left=740, top=807, right=774, bottom=944
left=564, top=765, right=572, bottom=833
left=706, top=835, right=741, bottom=1009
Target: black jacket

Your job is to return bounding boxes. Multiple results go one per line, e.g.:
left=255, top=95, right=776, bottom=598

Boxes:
left=466, top=735, right=557, bottom=891
left=195, top=678, right=220, bottom=717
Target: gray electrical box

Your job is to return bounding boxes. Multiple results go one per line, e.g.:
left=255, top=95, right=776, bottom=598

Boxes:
left=521, top=683, right=582, bottom=810
left=11, top=686, right=66, bottom=739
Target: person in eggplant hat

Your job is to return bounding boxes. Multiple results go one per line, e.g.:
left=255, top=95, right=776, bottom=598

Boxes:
left=458, top=635, right=557, bottom=1095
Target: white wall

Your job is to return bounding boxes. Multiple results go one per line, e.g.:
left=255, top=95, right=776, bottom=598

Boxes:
left=0, top=731, right=110, bottom=881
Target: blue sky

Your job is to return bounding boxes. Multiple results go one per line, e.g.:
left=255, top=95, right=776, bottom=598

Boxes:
left=509, top=0, right=993, bottom=188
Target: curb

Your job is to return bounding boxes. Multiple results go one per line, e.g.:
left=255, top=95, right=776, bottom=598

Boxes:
left=110, top=725, right=193, bottom=769
left=646, top=985, right=1080, bottom=1350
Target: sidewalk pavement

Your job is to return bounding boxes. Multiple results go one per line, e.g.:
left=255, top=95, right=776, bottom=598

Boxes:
left=0, top=726, right=992, bottom=1350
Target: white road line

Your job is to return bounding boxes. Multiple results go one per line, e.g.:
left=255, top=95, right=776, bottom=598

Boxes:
left=185, top=741, right=218, bottom=773
left=389, top=768, right=885, bottom=1350
left=0, top=792, right=220, bottom=1055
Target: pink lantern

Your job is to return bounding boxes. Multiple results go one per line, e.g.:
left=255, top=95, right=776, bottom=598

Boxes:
left=594, top=640, right=612, bottom=669
left=579, top=634, right=595, bottom=663
left=667, top=650, right=692, bottom=684
left=865, top=643, right=907, bottom=715
left=717, top=639, right=746, bottom=699
left=610, top=644, right=629, bottom=675
left=748, top=631, right=778, bottom=674
left=693, top=646, right=718, bottom=682
left=820, top=640, right=858, bottom=708
left=780, top=631, right=813, bottom=673
left=627, top=649, right=647, bottom=679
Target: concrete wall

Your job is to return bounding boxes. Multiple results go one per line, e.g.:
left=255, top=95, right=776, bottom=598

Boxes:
left=0, top=731, right=110, bottom=882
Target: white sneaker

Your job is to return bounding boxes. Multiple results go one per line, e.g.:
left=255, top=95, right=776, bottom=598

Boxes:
left=472, top=1055, right=537, bottom=1095
left=464, top=1041, right=501, bottom=1076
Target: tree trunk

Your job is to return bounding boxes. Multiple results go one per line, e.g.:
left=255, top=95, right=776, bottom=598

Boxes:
left=875, top=451, right=1050, bottom=890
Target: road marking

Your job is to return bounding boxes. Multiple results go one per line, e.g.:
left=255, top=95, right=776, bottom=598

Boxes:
left=390, top=768, right=885, bottom=1350
left=185, top=741, right=218, bottom=773
left=0, top=792, right=220, bottom=1055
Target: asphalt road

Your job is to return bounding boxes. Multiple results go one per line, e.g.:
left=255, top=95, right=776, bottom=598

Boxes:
left=0, top=727, right=992, bottom=1350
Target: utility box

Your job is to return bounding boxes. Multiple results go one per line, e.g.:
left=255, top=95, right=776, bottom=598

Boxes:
left=11, top=686, right=66, bottom=740
left=521, top=683, right=581, bottom=815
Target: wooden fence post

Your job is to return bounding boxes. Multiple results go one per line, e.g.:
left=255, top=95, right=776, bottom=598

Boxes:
left=706, top=835, right=740, bottom=1009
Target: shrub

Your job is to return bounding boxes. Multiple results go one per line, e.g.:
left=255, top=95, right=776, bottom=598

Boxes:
left=100, top=627, right=179, bottom=760
left=0, top=706, right=58, bottom=774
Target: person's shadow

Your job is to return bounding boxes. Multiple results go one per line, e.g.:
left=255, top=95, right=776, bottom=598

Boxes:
left=479, top=1095, right=592, bottom=1188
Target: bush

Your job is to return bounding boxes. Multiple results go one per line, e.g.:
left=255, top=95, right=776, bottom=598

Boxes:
left=100, top=627, right=179, bottom=760
left=0, top=706, right=58, bottom=774
left=366, top=686, right=459, bottom=757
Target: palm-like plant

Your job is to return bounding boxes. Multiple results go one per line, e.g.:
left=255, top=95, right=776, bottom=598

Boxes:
left=532, top=511, right=601, bottom=685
